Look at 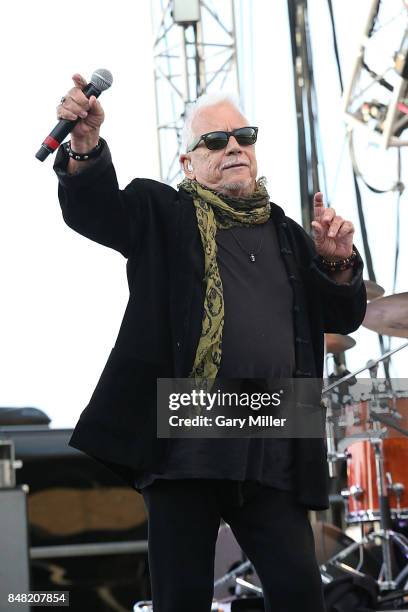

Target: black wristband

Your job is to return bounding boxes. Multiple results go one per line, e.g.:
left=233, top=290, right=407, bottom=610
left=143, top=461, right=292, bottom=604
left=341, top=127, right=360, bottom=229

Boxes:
left=63, top=137, right=104, bottom=161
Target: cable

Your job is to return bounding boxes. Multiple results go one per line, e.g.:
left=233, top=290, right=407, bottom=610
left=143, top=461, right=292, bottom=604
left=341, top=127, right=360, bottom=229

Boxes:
left=326, top=0, right=344, bottom=91
left=362, top=60, right=394, bottom=92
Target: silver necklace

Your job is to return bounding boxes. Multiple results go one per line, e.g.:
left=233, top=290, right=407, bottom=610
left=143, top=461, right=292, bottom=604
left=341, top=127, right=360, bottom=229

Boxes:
left=229, top=225, right=265, bottom=263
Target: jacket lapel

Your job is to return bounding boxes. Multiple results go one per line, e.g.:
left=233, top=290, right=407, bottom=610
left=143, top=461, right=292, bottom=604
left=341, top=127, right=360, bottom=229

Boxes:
left=168, top=190, right=204, bottom=376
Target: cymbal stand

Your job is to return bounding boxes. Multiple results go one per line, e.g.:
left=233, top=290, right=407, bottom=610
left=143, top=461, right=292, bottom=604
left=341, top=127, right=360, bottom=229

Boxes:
left=325, top=393, right=350, bottom=479
left=369, top=363, right=396, bottom=588
left=324, top=361, right=359, bottom=478
left=213, top=559, right=251, bottom=584
left=213, top=559, right=260, bottom=596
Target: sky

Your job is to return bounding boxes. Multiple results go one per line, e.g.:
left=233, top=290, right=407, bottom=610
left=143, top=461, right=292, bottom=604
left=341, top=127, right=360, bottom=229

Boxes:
left=1, top=0, right=407, bottom=428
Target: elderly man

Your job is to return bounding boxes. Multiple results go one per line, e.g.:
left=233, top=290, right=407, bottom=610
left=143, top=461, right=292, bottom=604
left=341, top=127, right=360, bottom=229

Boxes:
left=54, top=73, right=366, bottom=612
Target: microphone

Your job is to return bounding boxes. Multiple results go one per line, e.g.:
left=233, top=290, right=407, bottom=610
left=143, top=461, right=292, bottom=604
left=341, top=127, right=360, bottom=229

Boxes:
left=35, top=69, right=113, bottom=162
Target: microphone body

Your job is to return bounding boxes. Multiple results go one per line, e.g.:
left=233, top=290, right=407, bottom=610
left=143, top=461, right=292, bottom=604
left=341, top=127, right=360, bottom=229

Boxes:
left=36, top=69, right=112, bottom=162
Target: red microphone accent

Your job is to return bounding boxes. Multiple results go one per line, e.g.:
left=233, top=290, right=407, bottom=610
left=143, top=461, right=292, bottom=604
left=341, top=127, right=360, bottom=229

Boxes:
left=44, top=136, right=61, bottom=151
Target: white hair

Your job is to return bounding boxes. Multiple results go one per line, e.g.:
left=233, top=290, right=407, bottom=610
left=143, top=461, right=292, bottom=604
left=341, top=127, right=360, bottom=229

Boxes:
left=181, top=92, right=246, bottom=152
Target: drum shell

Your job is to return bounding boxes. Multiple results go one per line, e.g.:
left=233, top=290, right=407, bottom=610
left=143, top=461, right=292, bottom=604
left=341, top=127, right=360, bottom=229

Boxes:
left=345, top=397, right=408, bottom=523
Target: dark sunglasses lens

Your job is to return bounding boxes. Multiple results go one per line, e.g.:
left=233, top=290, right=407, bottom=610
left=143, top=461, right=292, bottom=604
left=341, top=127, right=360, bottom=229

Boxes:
left=204, top=132, right=229, bottom=150
left=235, top=127, right=257, bottom=145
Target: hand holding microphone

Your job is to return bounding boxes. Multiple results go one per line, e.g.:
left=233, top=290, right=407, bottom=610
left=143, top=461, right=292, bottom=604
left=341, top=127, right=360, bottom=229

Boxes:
left=35, top=69, right=112, bottom=161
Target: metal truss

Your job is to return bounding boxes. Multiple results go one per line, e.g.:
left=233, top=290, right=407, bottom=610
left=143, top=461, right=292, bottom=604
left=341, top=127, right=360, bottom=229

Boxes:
left=287, top=0, right=324, bottom=229
left=343, top=0, right=408, bottom=149
left=151, top=0, right=240, bottom=185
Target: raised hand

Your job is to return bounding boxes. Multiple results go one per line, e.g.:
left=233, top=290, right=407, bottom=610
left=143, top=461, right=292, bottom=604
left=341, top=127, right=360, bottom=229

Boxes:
left=57, top=73, right=105, bottom=151
left=311, top=192, right=354, bottom=261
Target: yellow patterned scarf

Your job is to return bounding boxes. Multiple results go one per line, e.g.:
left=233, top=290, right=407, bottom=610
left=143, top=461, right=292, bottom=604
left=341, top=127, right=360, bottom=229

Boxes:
left=178, top=177, right=271, bottom=379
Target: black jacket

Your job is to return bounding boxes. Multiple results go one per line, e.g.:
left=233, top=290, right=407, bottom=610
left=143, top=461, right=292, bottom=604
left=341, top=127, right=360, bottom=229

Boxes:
left=54, top=143, right=367, bottom=510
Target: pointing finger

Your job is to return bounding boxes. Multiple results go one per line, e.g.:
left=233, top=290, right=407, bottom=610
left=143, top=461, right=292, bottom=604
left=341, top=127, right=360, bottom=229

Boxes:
left=313, top=192, right=325, bottom=220
left=313, top=192, right=324, bottom=206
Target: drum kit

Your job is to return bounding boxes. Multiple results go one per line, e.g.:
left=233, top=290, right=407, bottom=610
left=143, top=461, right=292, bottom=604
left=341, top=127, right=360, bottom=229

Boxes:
left=134, top=282, right=408, bottom=610
left=321, top=281, right=408, bottom=603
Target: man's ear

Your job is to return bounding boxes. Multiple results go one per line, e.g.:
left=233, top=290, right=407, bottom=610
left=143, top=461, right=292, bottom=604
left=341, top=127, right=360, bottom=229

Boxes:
left=180, top=154, right=194, bottom=178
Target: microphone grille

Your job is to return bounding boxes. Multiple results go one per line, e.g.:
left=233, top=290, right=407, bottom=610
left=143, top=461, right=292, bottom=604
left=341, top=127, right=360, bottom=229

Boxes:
left=91, top=69, right=113, bottom=91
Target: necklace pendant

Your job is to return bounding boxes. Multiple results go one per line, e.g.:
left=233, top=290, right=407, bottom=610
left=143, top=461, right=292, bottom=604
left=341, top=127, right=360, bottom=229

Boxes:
left=250, top=253, right=256, bottom=262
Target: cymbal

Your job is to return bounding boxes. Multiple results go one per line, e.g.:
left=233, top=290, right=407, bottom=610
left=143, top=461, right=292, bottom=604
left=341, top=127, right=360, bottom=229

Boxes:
left=364, top=280, right=385, bottom=301
left=325, top=333, right=356, bottom=354
left=363, top=292, right=408, bottom=338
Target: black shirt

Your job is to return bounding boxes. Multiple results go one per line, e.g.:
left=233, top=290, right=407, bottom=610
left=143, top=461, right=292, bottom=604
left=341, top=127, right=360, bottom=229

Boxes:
left=134, top=218, right=296, bottom=491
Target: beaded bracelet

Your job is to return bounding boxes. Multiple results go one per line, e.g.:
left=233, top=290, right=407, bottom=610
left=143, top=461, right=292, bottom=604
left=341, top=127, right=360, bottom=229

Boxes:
left=320, top=248, right=357, bottom=272
left=63, top=137, right=104, bottom=161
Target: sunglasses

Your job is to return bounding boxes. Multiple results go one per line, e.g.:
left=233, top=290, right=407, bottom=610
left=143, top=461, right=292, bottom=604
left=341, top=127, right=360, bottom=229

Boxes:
left=187, top=126, right=258, bottom=152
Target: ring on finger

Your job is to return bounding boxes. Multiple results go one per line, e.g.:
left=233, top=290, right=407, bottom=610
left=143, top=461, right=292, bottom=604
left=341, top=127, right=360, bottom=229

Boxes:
left=60, top=96, right=66, bottom=104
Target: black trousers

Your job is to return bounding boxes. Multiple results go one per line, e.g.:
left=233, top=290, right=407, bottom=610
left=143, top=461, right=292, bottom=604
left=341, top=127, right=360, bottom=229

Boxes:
left=142, top=479, right=326, bottom=612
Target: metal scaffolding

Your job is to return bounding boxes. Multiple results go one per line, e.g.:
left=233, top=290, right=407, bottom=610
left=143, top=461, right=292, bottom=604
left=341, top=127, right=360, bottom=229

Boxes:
left=151, top=0, right=240, bottom=185
left=343, top=0, right=408, bottom=149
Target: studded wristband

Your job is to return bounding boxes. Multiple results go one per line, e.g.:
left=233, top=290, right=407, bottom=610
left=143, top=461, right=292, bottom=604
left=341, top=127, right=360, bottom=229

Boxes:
left=63, top=137, right=104, bottom=161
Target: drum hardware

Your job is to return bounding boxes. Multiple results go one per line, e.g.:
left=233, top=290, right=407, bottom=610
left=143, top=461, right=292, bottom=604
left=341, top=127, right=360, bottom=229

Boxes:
left=324, top=366, right=360, bottom=478
left=321, top=527, right=408, bottom=592
left=390, top=481, right=405, bottom=511
left=322, top=342, right=408, bottom=592
left=370, top=409, right=408, bottom=438
left=212, top=524, right=263, bottom=603
left=341, top=485, right=365, bottom=501
left=326, top=409, right=350, bottom=479
left=214, top=559, right=253, bottom=591
left=338, top=401, right=362, bottom=428
left=235, top=578, right=263, bottom=595
left=323, top=341, right=408, bottom=395
left=326, top=448, right=350, bottom=478
left=325, top=396, right=341, bottom=478
left=320, top=569, right=334, bottom=584
left=325, top=334, right=357, bottom=354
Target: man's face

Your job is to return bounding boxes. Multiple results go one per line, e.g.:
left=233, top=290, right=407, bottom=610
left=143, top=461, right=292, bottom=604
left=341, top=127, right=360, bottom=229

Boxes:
left=180, top=102, right=258, bottom=197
